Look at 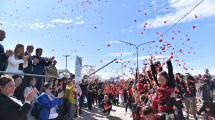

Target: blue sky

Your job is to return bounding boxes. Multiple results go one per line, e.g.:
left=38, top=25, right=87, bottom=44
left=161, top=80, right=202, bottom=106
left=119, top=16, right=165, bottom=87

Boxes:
left=1, top=0, right=215, bottom=79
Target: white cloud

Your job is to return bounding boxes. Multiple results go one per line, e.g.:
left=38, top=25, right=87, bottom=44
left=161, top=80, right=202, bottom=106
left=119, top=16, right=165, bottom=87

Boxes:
left=107, top=41, right=120, bottom=44
left=17, top=22, right=56, bottom=30
left=122, top=25, right=136, bottom=33
left=75, top=16, right=83, bottom=20
left=103, top=52, right=134, bottom=57
left=1, top=21, right=57, bottom=30
left=49, top=19, right=73, bottom=23
left=0, top=21, right=7, bottom=24
left=141, top=0, right=215, bottom=28
left=29, top=23, right=45, bottom=29
left=46, top=23, right=56, bottom=28
left=75, top=20, right=84, bottom=25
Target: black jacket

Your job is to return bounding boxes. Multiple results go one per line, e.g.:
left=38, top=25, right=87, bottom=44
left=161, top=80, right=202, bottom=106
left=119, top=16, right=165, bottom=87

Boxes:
left=14, top=86, right=25, bottom=102
left=0, top=44, right=7, bottom=71
left=0, top=93, right=31, bottom=120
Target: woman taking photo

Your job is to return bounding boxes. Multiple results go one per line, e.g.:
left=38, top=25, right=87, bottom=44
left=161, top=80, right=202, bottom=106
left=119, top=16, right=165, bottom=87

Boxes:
left=0, top=76, right=38, bottom=120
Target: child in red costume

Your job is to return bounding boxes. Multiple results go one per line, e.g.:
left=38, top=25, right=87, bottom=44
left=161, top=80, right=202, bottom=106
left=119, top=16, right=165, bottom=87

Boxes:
left=150, top=56, right=177, bottom=120
left=102, top=95, right=112, bottom=118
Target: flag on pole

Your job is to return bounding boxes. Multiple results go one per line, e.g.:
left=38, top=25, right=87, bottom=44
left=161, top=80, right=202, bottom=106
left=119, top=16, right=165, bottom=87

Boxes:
left=75, top=56, right=82, bottom=83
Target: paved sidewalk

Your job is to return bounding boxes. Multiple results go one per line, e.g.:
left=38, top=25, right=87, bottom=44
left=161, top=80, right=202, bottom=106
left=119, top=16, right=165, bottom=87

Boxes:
left=78, top=104, right=132, bottom=120
left=78, top=92, right=215, bottom=120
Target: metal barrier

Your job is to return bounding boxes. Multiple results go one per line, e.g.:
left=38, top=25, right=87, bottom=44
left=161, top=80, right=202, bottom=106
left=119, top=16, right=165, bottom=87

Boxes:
left=0, top=71, right=57, bottom=78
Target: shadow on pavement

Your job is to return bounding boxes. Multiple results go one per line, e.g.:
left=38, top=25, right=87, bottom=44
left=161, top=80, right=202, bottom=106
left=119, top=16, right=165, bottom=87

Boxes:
left=79, top=106, right=124, bottom=120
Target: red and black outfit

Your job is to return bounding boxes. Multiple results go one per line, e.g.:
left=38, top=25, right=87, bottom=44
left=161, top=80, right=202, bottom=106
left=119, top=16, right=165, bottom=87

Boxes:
left=125, top=85, right=133, bottom=113
left=102, top=99, right=112, bottom=115
left=151, top=60, right=177, bottom=120
left=136, top=102, right=145, bottom=120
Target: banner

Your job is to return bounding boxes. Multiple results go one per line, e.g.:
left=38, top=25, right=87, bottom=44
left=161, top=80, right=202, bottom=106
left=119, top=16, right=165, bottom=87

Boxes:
left=110, top=76, right=120, bottom=81
left=75, top=56, right=82, bottom=83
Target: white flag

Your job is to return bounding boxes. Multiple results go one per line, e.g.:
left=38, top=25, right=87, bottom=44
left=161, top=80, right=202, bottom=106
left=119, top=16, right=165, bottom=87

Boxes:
left=75, top=56, right=82, bottom=83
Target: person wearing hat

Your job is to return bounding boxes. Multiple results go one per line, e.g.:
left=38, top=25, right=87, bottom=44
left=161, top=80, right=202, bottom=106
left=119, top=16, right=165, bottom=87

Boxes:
left=46, top=60, right=58, bottom=82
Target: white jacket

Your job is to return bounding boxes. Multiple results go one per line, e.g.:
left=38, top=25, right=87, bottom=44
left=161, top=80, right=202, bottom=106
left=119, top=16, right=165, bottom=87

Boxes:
left=5, top=55, right=28, bottom=76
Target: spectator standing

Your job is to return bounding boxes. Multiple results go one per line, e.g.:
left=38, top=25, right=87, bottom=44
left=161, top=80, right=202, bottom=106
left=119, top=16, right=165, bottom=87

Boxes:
left=79, top=79, right=88, bottom=113
left=87, top=81, right=94, bottom=110
left=5, top=44, right=29, bottom=77
left=204, top=69, right=213, bottom=93
left=22, top=45, right=39, bottom=88
left=65, top=80, right=77, bottom=120
left=197, top=79, right=211, bottom=119
left=0, top=30, right=13, bottom=77
left=184, top=74, right=198, bottom=120
left=46, top=60, right=58, bottom=82
left=33, top=48, right=53, bottom=91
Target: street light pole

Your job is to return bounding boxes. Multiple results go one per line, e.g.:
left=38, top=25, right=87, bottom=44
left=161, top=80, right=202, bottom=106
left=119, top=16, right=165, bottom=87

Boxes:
left=119, top=40, right=155, bottom=84
left=136, top=46, right=139, bottom=74
left=63, top=55, right=70, bottom=70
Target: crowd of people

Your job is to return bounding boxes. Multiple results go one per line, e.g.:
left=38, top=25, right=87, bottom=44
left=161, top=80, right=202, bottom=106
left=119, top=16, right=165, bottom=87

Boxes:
left=0, top=29, right=215, bottom=120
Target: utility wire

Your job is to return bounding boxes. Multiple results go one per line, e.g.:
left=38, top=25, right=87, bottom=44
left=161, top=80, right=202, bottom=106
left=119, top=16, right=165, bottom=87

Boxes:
left=153, top=0, right=205, bottom=42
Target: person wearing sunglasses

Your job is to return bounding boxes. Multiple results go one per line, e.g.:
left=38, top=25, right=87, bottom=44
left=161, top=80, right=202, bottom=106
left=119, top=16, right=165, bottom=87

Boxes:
left=38, top=83, right=63, bottom=120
